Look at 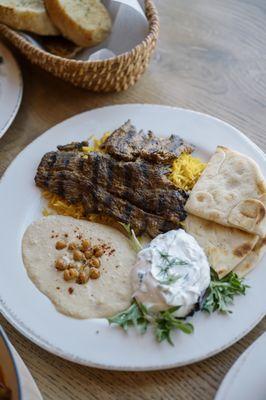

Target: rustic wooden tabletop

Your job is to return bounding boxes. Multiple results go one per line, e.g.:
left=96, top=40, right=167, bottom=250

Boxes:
left=0, top=0, right=265, bottom=399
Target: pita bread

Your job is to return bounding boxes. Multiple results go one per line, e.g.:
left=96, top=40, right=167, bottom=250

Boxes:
left=185, top=146, right=266, bottom=237
left=184, top=214, right=259, bottom=278
left=234, top=237, right=266, bottom=278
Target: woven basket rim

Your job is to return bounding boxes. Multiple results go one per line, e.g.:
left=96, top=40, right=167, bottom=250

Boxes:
left=0, top=0, right=159, bottom=67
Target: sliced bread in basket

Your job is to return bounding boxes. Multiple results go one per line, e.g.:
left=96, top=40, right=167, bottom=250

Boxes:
left=44, top=0, right=112, bottom=47
left=0, top=0, right=59, bottom=35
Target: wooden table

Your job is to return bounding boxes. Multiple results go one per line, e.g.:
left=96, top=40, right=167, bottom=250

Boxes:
left=0, top=0, right=265, bottom=399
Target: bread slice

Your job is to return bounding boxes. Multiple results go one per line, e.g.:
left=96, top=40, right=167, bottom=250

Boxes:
left=0, top=0, right=59, bottom=35
left=44, top=0, right=111, bottom=47
left=40, top=36, right=82, bottom=58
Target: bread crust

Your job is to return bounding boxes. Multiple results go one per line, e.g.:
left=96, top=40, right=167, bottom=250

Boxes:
left=40, top=36, right=82, bottom=58
left=0, top=2, right=59, bottom=35
left=44, top=0, right=111, bottom=47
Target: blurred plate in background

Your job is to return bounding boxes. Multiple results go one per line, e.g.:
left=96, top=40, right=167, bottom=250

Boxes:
left=0, top=326, right=22, bottom=400
left=0, top=41, right=23, bottom=140
left=215, top=332, right=266, bottom=400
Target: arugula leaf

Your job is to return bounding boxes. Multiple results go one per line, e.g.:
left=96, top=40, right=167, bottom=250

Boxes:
left=154, top=307, right=194, bottom=345
left=201, top=268, right=249, bottom=314
left=108, top=300, right=149, bottom=333
left=108, top=300, right=193, bottom=345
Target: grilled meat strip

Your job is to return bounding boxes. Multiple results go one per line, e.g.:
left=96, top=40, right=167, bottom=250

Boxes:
left=101, top=120, right=195, bottom=163
left=35, top=150, right=188, bottom=237
left=82, top=186, right=181, bottom=238
left=36, top=150, right=188, bottom=217
left=57, top=141, right=89, bottom=152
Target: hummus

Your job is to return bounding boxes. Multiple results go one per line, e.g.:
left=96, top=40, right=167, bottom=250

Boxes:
left=22, top=216, right=136, bottom=319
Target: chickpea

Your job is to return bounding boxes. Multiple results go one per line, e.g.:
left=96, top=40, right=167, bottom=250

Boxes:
left=89, top=257, right=101, bottom=269
left=84, top=249, right=93, bottom=259
left=68, top=263, right=78, bottom=270
left=64, top=268, right=78, bottom=281
left=55, top=258, right=67, bottom=271
left=81, top=239, right=91, bottom=252
left=73, top=250, right=85, bottom=262
left=68, top=242, right=77, bottom=251
left=77, top=271, right=89, bottom=284
left=83, top=266, right=90, bottom=275
left=55, top=241, right=67, bottom=250
left=90, top=268, right=100, bottom=279
left=93, top=246, right=104, bottom=257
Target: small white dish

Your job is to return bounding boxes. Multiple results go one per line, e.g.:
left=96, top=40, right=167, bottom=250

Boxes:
left=0, top=41, right=23, bottom=139
left=0, top=104, right=265, bottom=370
left=0, top=327, right=22, bottom=400
left=215, top=332, right=266, bottom=400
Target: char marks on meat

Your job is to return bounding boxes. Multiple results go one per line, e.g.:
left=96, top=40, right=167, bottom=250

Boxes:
left=35, top=122, right=191, bottom=237
left=57, top=141, right=89, bottom=152
left=101, top=120, right=195, bottom=163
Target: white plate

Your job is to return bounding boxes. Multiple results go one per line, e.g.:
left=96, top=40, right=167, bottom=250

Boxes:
left=0, top=41, right=23, bottom=139
left=0, top=104, right=265, bottom=371
left=215, top=332, right=266, bottom=400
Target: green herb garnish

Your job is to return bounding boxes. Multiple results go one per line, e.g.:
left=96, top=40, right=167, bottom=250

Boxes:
left=108, top=300, right=149, bottom=334
left=108, top=299, right=194, bottom=345
left=158, top=250, right=188, bottom=267
left=119, top=223, right=143, bottom=252
left=154, top=306, right=194, bottom=345
left=158, top=275, right=181, bottom=285
left=201, top=268, right=249, bottom=314
left=157, top=250, right=188, bottom=285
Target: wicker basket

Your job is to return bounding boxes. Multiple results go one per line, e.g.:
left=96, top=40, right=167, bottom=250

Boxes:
left=0, top=0, right=159, bottom=92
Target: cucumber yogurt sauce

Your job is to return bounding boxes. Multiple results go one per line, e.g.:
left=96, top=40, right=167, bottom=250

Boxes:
left=132, top=229, right=211, bottom=317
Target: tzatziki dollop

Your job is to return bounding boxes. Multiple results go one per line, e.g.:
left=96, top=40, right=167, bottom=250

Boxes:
left=131, top=229, right=210, bottom=317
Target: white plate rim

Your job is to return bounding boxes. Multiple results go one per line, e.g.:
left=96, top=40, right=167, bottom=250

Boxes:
left=0, top=104, right=265, bottom=371
left=0, top=41, right=23, bottom=139
left=0, top=297, right=264, bottom=371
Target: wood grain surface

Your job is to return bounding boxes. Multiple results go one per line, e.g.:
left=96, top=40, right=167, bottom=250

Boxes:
left=0, top=0, right=265, bottom=399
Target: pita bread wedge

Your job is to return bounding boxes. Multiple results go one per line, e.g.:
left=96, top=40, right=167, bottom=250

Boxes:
left=185, top=146, right=266, bottom=237
left=234, top=237, right=266, bottom=278
left=184, top=214, right=259, bottom=278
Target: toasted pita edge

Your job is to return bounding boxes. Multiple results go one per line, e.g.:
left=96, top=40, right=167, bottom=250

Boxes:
left=183, top=214, right=259, bottom=279
left=234, top=237, right=266, bottom=278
